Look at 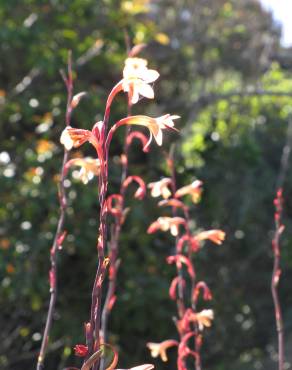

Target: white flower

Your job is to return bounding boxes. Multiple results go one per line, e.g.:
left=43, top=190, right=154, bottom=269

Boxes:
left=175, top=180, right=203, bottom=203
left=122, top=57, right=159, bottom=104
left=148, top=178, right=172, bottom=199
left=60, top=126, right=74, bottom=150
left=122, top=114, right=179, bottom=148
left=66, top=157, right=101, bottom=184
left=193, top=309, right=214, bottom=330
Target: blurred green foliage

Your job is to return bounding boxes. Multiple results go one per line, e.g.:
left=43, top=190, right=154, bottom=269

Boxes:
left=1, top=1, right=292, bottom=370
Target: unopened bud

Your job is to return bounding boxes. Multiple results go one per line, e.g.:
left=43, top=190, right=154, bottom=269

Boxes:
left=74, top=344, right=88, bottom=357
left=71, top=92, right=87, bottom=109
left=128, top=43, right=147, bottom=57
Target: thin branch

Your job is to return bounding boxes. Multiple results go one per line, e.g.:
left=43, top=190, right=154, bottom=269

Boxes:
left=36, top=52, right=73, bottom=370
left=271, top=189, right=285, bottom=370
left=167, top=150, right=202, bottom=370
left=269, top=115, right=292, bottom=370
left=167, top=147, right=186, bottom=318
left=100, top=91, right=133, bottom=370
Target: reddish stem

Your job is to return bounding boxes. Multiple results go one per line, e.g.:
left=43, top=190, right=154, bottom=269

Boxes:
left=36, top=52, right=73, bottom=370
left=183, top=206, right=201, bottom=370
left=86, top=75, right=124, bottom=370
left=89, top=160, right=108, bottom=370
left=271, top=189, right=285, bottom=370
left=100, top=98, right=132, bottom=370
left=167, top=151, right=201, bottom=370
left=168, top=153, right=186, bottom=319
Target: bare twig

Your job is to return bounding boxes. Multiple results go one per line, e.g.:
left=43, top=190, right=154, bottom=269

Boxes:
left=167, top=147, right=186, bottom=318
left=271, top=189, right=285, bottom=370
left=100, top=47, right=134, bottom=367
left=36, top=51, right=73, bottom=370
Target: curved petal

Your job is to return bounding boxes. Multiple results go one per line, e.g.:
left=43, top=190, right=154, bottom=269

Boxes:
left=138, top=82, right=154, bottom=99
left=144, top=69, right=160, bottom=83
left=131, top=88, right=140, bottom=104
left=153, top=128, right=163, bottom=146
left=60, top=127, right=74, bottom=150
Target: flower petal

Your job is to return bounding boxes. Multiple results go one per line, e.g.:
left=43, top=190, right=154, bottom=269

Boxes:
left=60, top=127, right=74, bottom=150
left=144, top=69, right=160, bottom=83
left=153, top=128, right=162, bottom=146
left=138, top=82, right=154, bottom=99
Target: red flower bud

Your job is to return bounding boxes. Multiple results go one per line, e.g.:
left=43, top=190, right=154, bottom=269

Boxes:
left=74, top=344, right=88, bottom=357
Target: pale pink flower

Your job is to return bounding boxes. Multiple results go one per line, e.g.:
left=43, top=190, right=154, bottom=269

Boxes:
left=158, top=198, right=185, bottom=209
left=122, top=114, right=179, bottom=149
left=188, top=309, right=214, bottom=330
left=147, top=340, right=178, bottom=362
left=196, top=229, right=226, bottom=245
left=60, top=126, right=99, bottom=151
left=60, top=124, right=105, bottom=165
left=148, top=178, right=172, bottom=199
left=175, top=180, right=203, bottom=203
left=66, top=157, right=101, bottom=184
left=147, top=217, right=185, bottom=236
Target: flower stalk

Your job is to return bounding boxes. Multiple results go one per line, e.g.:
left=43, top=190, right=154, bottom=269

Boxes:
left=57, top=48, right=178, bottom=370
left=271, top=188, right=285, bottom=370
left=147, top=153, right=225, bottom=370
left=36, top=52, right=73, bottom=370
left=100, top=49, right=158, bottom=368
left=100, top=93, right=133, bottom=340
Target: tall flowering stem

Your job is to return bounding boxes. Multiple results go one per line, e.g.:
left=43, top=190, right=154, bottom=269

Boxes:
left=271, top=188, right=285, bottom=370
left=59, top=48, right=178, bottom=370
left=167, top=153, right=187, bottom=325
left=168, top=154, right=201, bottom=370
left=100, top=50, right=151, bottom=359
left=100, top=71, right=133, bottom=351
left=147, top=155, right=225, bottom=370
left=36, top=52, right=73, bottom=370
